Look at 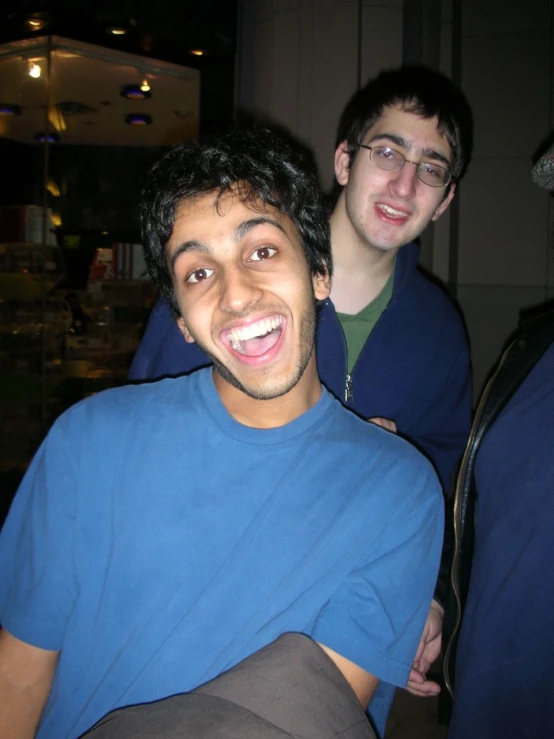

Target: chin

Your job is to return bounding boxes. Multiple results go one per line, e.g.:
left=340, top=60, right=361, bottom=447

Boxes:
left=214, top=359, right=300, bottom=401
left=239, top=372, right=300, bottom=401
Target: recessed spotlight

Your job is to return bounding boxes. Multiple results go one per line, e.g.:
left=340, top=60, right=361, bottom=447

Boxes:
left=121, top=85, right=151, bottom=101
left=125, top=113, right=152, bottom=126
left=107, top=26, right=128, bottom=36
left=35, top=132, right=60, bottom=143
left=189, top=49, right=208, bottom=57
left=0, top=104, right=22, bottom=116
left=25, top=16, right=48, bottom=32
left=28, top=62, right=41, bottom=78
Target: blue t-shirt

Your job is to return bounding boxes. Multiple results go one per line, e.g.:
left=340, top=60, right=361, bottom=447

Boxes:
left=0, top=368, right=443, bottom=739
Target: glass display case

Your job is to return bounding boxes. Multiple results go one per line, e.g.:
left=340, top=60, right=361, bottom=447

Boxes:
left=0, top=35, right=199, bottom=471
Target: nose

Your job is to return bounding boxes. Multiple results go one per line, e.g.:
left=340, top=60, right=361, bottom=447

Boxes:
left=388, top=161, right=418, bottom=199
left=218, top=265, right=263, bottom=314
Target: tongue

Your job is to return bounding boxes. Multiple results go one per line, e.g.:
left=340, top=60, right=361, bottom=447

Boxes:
left=240, top=328, right=282, bottom=357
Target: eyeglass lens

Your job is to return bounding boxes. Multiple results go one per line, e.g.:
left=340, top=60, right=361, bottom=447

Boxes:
left=368, top=146, right=450, bottom=187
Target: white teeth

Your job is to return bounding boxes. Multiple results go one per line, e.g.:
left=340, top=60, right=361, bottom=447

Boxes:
left=227, top=316, right=282, bottom=346
left=231, top=339, right=246, bottom=354
left=379, top=204, right=408, bottom=217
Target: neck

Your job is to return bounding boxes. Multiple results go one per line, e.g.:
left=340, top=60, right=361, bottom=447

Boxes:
left=213, top=358, right=322, bottom=429
left=329, top=195, right=397, bottom=314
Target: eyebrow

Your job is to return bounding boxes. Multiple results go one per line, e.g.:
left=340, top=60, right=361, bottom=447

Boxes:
left=366, top=132, right=451, bottom=168
left=169, top=216, right=287, bottom=271
left=235, top=216, right=286, bottom=240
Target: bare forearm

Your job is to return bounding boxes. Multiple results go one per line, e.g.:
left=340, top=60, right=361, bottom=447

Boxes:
left=0, top=629, right=58, bottom=739
left=317, top=642, right=379, bottom=708
left=0, top=675, right=49, bottom=739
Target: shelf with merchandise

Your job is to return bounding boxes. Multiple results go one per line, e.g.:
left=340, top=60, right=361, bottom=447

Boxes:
left=0, top=242, right=65, bottom=299
left=0, top=243, right=69, bottom=471
left=59, top=280, right=156, bottom=381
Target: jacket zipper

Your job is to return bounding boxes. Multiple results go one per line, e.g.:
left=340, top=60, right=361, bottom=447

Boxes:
left=339, top=267, right=396, bottom=406
left=342, top=302, right=392, bottom=405
left=443, top=338, right=515, bottom=698
left=345, top=373, right=353, bottom=402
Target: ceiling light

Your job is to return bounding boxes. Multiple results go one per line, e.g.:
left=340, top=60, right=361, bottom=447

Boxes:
left=28, top=62, right=41, bottom=78
left=120, top=85, right=151, bottom=101
left=140, top=78, right=151, bottom=92
left=35, top=132, right=60, bottom=143
left=125, top=113, right=152, bottom=126
left=25, top=16, right=48, bottom=32
left=0, top=104, right=22, bottom=116
left=189, top=49, right=208, bottom=57
left=47, top=178, right=61, bottom=197
left=107, top=26, right=128, bottom=36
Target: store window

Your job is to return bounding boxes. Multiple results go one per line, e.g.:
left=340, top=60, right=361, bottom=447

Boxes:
left=0, top=35, right=199, bottom=473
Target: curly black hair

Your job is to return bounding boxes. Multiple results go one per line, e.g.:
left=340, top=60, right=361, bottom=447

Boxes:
left=140, top=126, right=332, bottom=315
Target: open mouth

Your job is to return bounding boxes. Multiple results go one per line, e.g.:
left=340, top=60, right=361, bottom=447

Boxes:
left=224, top=315, right=284, bottom=358
left=375, top=203, right=410, bottom=221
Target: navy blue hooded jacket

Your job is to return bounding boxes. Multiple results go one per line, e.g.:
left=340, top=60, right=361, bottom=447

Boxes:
left=129, top=242, right=471, bottom=490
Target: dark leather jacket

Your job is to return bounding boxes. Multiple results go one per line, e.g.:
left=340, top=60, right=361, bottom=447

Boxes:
left=442, top=301, right=554, bottom=703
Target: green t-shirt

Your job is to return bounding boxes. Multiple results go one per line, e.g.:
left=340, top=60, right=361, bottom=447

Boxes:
left=336, top=269, right=394, bottom=374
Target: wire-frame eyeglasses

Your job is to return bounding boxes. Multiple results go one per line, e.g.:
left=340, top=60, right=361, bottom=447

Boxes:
left=358, top=144, right=452, bottom=188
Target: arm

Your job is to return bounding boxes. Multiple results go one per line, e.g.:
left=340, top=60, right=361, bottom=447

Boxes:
left=367, top=416, right=446, bottom=696
left=0, top=629, right=58, bottom=739
left=310, top=458, right=444, bottom=693
left=317, top=643, right=379, bottom=708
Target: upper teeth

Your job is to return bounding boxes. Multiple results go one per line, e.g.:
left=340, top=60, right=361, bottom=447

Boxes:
left=379, top=204, right=407, bottom=217
left=227, top=316, right=282, bottom=345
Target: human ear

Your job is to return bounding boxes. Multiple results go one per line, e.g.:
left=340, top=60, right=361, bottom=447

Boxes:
left=312, top=270, right=331, bottom=301
left=334, top=141, right=352, bottom=186
left=177, top=316, right=196, bottom=344
left=432, top=183, right=456, bottom=221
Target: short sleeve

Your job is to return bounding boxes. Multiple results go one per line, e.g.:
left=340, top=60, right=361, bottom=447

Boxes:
left=0, top=418, right=79, bottom=650
left=310, top=468, right=444, bottom=687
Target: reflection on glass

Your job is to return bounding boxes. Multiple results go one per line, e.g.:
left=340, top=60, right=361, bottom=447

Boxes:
left=0, top=35, right=199, bottom=471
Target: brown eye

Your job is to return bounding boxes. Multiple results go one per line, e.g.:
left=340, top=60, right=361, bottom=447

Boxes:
left=250, top=246, right=277, bottom=261
left=186, top=267, right=214, bottom=284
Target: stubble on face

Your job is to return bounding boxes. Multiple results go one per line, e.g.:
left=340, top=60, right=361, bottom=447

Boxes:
left=186, top=296, right=319, bottom=401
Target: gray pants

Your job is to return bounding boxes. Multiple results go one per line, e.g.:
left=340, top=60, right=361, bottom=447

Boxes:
left=82, top=633, right=376, bottom=738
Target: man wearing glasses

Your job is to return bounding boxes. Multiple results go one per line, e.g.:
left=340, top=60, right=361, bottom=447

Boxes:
left=326, top=64, right=471, bottom=482
left=315, top=65, right=472, bottom=730
left=128, top=66, right=473, bottom=737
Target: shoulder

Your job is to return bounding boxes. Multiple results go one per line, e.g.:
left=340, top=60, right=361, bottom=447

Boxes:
left=54, top=373, right=199, bottom=441
left=323, top=400, right=442, bottom=507
left=397, top=244, right=463, bottom=323
left=411, top=271, right=464, bottom=329
left=393, top=269, right=468, bottom=366
left=129, top=299, right=210, bottom=381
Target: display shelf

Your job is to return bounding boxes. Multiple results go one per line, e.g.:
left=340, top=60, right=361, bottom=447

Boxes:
left=58, top=280, right=156, bottom=383
left=0, top=243, right=68, bottom=470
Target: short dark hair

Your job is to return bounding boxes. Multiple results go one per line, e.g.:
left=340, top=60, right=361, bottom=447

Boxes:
left=336, top=65, right=473, bottom=183
left=141, top=126, right=332, bottom=316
